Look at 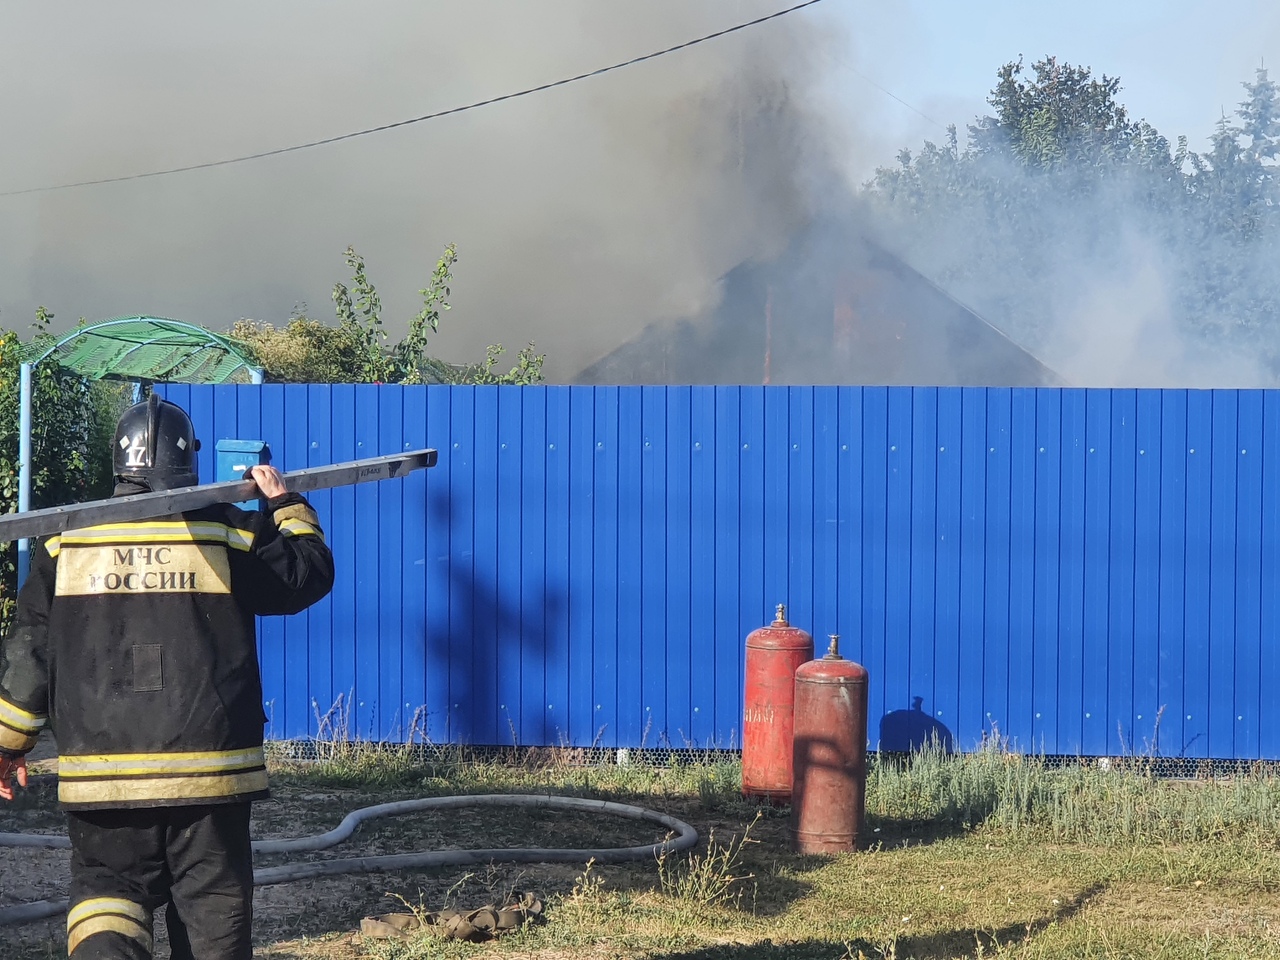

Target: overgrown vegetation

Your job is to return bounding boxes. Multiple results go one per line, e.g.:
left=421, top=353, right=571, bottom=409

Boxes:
left=866, top=744, right=1280, bottom=845
left=0, top=310, right=128, bottom=633
left=655, top=812, right=759, bottom=908
left=230, top=244, right=545, bottom=385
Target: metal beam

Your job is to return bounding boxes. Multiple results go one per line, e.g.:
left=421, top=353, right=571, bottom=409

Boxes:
left=0, top=449, right=437, bottom=544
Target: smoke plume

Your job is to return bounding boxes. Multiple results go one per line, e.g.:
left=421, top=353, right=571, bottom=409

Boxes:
left=0, top=1, right=843, bottom=381
left=863, top=63, right=1280, bottom=389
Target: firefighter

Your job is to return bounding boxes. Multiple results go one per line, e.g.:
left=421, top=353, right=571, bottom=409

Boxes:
left=0, top=393, right=334, bottom=960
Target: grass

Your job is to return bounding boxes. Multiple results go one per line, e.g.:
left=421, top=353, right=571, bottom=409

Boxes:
left=7, top=743, right=1280, bottom=959
left=865, top=744, right=1280, bottom=844
left=656, top=813, right=761, bottom=908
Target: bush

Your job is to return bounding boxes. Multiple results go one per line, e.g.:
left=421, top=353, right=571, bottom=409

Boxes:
left=231, top=244, right=545, bottom=385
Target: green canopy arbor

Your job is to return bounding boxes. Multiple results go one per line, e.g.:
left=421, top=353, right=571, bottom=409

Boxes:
left=17, top=317, right=263, bottom=581
left=24, top=316, right=263, bottom=384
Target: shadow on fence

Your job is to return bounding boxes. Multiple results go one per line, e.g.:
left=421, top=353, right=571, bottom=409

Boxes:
left=425, top=491, right=566, bottom=746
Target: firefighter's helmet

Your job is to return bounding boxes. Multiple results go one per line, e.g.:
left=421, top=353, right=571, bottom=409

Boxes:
left=113, top=393, right=201, bottom=490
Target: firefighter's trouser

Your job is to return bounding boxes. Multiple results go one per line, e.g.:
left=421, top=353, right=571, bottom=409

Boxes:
left=66, top=803, right=253, bottom=960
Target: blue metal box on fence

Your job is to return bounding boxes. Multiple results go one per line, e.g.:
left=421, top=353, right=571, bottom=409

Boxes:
left=215, top=438, right=270, bottom=509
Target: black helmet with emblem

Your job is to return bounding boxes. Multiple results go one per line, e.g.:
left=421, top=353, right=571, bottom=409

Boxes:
left=113, top=393, right=202, bottom=490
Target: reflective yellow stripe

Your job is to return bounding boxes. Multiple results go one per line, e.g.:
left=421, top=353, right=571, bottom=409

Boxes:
left=67, top=898, right=153, bottom=954
left=0, top=696, right=46, bottom=734
left=69, top=916, right=154, bottom=954
left=63, top=521, right=232, bottom=540
left=0, top=693, right=42, bottom=748
left=59, top=746, right=265, bottom=778
left=60, top=746, right=264, bottom=764
left=278, top=519, right=323, bottom=540
left=68, top=897, right=150, bottom=929
left=224, top=526, right=254, bottom=551
left=59, top=521, right=255, bottom=552
left=59, top=769, right=269, bottom=805
left=45, top=535, right=61, bottom=558
left=68, top=897, right=152, bottom=955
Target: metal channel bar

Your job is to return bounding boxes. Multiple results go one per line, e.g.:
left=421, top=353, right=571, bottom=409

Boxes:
left=0, top=449, right=437, bottom=543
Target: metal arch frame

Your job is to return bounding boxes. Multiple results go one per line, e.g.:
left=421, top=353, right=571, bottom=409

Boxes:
left=17, top=317, right=265, bottom=585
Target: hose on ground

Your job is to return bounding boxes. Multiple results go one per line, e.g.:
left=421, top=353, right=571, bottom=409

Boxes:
left=0, top=793, right=699, bottom=927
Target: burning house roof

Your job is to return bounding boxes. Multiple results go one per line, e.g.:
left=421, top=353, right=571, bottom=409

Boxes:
left=574, top=232, right=1063, bottom=387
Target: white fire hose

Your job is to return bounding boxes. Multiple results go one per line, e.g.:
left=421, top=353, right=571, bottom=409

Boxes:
left=0, top=793, right=699, bottom=926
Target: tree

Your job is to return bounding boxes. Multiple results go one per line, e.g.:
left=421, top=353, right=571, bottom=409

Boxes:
left=1214, top=68, right=1280, bottom=237
left=970, top=56, right=1142, bottom=170
left=1237, top=68, right=1280, bottom=168
left=233, top=244, right=545, bottom=385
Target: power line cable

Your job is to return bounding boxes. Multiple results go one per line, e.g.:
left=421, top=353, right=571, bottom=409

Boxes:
left=2, top=0, right=831, bottom=198
left=836, top=61, right=949, bottom=131
left=803, top=33, right=948, bottom=132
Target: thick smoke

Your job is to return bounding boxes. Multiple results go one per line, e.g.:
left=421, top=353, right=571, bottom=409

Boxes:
left=1037, top=231, right=1270, bottom=388
left=864, top=67, right=1280, bottom=389
left=0, top=1, right=841, bottom=381
left=871, top=188, right=1275, bottom=388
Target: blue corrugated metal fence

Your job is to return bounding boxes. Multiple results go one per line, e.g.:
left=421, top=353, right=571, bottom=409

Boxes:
left=159, top=385, right=1280, bottom=760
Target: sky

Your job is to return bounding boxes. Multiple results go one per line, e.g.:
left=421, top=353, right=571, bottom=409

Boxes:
left=826, top=1, right=1280, bottom=184
left=2, top=1, right=1278, bottom=382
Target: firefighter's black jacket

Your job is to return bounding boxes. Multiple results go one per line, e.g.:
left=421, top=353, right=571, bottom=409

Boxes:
left=0, top=488, right=334, bottom=809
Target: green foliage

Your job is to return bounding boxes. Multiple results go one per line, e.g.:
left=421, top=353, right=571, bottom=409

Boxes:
left=0, top=310, right=126, bottom=633
left=227, top=316, right=366, bottom=384
left=468, top=342, right=549, bottom=386
left=332, top=244, right=389, bottom=381
left=392, top=243, right=457, bottom=384
left=234, top=244, right=545, bottom=385
left=971, top=56, right=1143, bottom=169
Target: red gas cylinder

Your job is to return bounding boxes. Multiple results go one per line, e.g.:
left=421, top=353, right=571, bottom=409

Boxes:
left=791, top=634, right=869, bottom=854
left=742, top=604, right=814, bottom=804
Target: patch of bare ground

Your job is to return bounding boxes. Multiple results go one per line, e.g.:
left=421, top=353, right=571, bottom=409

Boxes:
left=1, top=765, right=697, bottom=959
